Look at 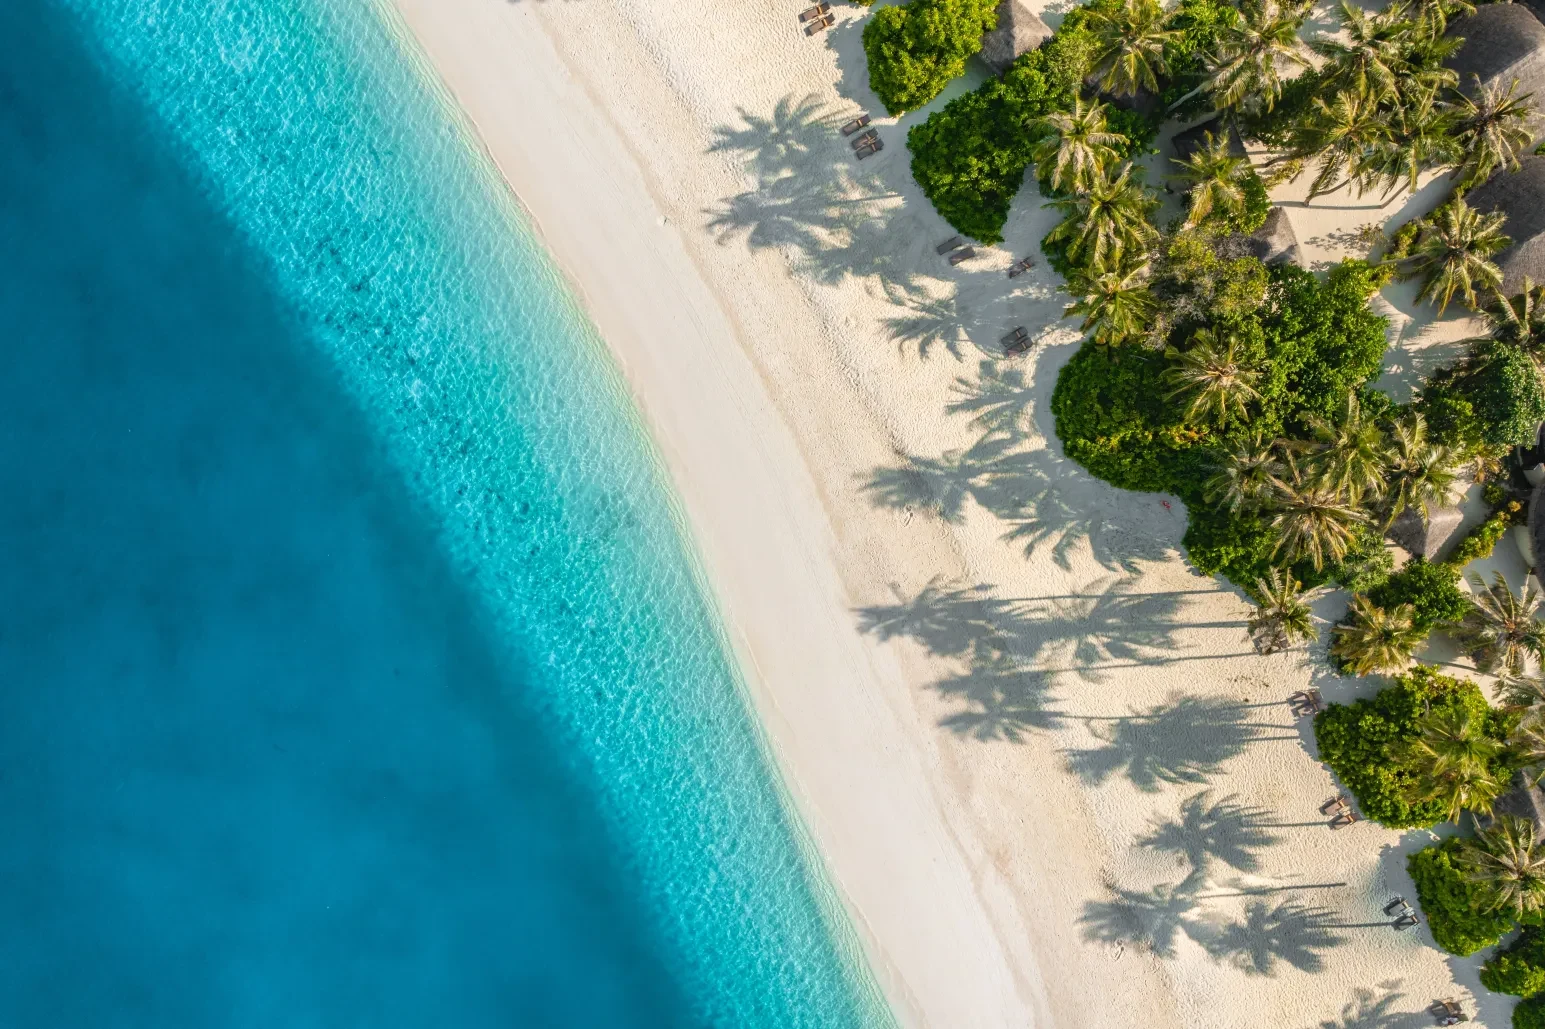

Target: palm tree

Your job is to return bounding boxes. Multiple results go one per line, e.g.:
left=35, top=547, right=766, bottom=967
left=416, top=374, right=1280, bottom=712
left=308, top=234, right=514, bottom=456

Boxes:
left=1400, top=706, right=1505, bottom=821
left=1404, top=198, right=1509, bottom=313
left=1462, top=815, right=1545, bottom=914
left=1360, top=86, right=1461, bottom=198
left=1247, top=568, right=1316, bottom=655
left=1204, top=432, right=1285, bottom=513
left=1086, top=0, right=1178, bottom=98
left=1064, top=260, right=1157, bottom=347
left=1291, top=89, right=1389, bottom=200
left=1270, top=466, right=1368, bottom=570
left=1044, top=163, right=1158, bottom=272
left=1497, top=668, right=1545, bottom=709
left=1482, top=278, right=1545, bottom=357
left=1383, top=411, right=1461, bottom=527
left=1162, top=328, right=1262, bottom=426
left=1033, top=98, right=1126, bottom=193
left=1456, top=572, right=1545, bottom=676
left=1451, top=78, right=1536, bottom=188
left=1170, top=132, right=1252, bottom=229
left=1199, top=0, right=1312, bottom=114
left=1511, top=719, right=1545, bottom=781
left=1303, top=391, right=1388, bottom=507
left=1311, top=0, right=1410, bottom=102
left=1331, top=596, right=1422, bottom=674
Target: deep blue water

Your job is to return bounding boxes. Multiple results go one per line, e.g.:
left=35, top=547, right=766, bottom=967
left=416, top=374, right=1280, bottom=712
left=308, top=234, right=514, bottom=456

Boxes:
left=0, top=1, right=889, bottom=1025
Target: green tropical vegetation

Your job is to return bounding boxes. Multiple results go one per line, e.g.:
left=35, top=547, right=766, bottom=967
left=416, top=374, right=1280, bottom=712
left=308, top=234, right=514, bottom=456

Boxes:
left=862, top=0, right=1545, bottom=1015
left=863, top=0, right=1000, bottom=115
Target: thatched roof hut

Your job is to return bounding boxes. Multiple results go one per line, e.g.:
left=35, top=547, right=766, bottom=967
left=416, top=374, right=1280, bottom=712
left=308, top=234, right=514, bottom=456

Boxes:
left=1530, top=480, right=1545, bottom=575
left=1245, top=208, right=1302, bottom=267
left=980, top=0, right=1052, bottom=75
left=1171, top=116, right=1246, bottom=163
left=1494, top=770, right=1545, bottom=831
left=1388, top=503, right=1465, bottom=560
left=1445, top=3, right=1545, bottom=106
left=1464, top=155, right=1545, bottom=294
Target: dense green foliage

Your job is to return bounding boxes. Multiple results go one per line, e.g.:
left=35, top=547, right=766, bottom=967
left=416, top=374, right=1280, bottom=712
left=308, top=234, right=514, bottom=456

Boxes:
left=1053, top=260, right=1390, bottom=588
left=1367, top=557, right=1468, bottom=633
left=1410, top=836, right=1518, bottom=956
left=905, top=16, right=1100, bottom=241
left=1314, top=667, right=1515, bottom=828
left=1519, top=996, right=1545, bottom=1029
left=1484, top=929, right=1545, bottom=997
left=1450, top=342, right=1545, bottom=450
left=862, top=0, right=998, bottom=116
left=1160, top=0, right=1237, bottom=115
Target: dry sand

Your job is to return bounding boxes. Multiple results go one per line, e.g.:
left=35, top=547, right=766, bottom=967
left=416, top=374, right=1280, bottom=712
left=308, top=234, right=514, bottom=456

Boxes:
left=384, top=0, right=1526, bottom=1023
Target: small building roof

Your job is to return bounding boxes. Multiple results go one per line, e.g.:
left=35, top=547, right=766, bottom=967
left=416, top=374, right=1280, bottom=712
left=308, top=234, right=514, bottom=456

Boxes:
left=979, top=0, right=1052, bottom=76
left=1388, top=503, right=1465, bottom=560
left=1171, top=116, right=1246, bottom=163
left=1245, top=207, right=1302, bottom=267
left=1445, top=3, right=1545, bottom=109
left=1494, top=770, right=1545, bottom=832
left=1464, top=155, right=1545, bottom=294
left=1531, top=480, right=1545, bottom=577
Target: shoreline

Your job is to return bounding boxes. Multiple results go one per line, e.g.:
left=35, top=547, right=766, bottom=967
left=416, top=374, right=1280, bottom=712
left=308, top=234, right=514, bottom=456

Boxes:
left=382, top=0, right=1511, bottom=1025
left=380, top=1, right=1063, bottom=1023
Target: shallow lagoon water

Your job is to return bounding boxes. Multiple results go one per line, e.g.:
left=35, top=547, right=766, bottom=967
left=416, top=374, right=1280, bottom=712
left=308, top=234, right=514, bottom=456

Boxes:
left=0, top=1, right=890, bottom=1025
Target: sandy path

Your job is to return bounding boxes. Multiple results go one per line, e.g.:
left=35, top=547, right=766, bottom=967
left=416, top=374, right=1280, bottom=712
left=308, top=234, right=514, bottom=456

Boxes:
left=385, top=0, right=1518, bottom=1024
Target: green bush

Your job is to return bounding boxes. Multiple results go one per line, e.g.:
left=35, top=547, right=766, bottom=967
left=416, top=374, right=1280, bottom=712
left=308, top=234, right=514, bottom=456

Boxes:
left=1236, top=172, right=1271, bottom=235
left=1410, top=836, right=1516, bottom=956
left=1519, top=996, right=1545, bottom=1029
left=1366, top=557, right=1468, bottom=633
left=1484, top=929, right=1545, bottom=997
left=862, top=0, right=998, bottom=116
left=1446, top=505, right=1519, bottom=570
left=1259, top=262, right=1390, bottom=431
left=1457, top=341, right=1545, bottom=450
left=1314, top=667, right=1514, bottom=829
left=907, top=14, right=1096, bottom=241
left=1416, top=377, right=1481, bottom=450
left=1050, top=343, right=1201, bottom=493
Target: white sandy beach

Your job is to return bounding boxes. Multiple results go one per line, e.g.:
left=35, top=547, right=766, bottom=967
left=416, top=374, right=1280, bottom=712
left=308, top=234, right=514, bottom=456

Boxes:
left=386, top=0, right=1525, bottom=1024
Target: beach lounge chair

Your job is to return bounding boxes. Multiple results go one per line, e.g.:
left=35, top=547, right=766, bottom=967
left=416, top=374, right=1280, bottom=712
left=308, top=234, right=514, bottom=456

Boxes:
left=804, top=14, right=834, bottom=34
left=1290, top=688, right=1324, bottom=717
left=840, top=114, right=871, bottom=136
left=1385, top=897, right=1419, bottom=928
left=850, top=128, right=878, bottom=149
left=1007, top=257, right=1035, bottom=278
left=1431, top=999, right=1468, bottom=1024
left=799, top=3, right=832, bottom=21
left=855, top=139, right=883, bottom=159
left=948, top=247, right=975, bottom=266
left=935, top=236, right=964, bottom=255
left=1002, top=328, right=1031, bottom=355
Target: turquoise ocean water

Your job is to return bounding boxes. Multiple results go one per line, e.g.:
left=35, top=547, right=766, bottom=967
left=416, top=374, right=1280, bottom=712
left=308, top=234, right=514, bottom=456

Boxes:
left=0, top=1, right=892, bottom=1025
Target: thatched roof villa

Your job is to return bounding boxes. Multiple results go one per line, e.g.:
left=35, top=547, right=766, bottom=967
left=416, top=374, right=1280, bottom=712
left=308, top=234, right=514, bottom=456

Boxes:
left=1244, top=208, right=1303, bottom=268
left=1171, top=116, right=1246, bottom=163
left=979, top=0, right=1052, bottom=75
left=1445, top=2, right=1545, bottom=105
left=1387, top=503, right=1465, bottom=560
left=1464, top=155, right=1545, bottom=294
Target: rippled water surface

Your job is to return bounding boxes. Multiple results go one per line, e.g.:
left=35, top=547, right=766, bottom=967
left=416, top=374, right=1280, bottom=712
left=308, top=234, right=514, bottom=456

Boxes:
left=0, top=1, right=890, bottom=1025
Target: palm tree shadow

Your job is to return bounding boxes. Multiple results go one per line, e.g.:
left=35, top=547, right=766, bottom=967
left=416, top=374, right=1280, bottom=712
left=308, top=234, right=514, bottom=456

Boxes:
left=932, top=648, right=1062, bottom=740
left=882, top=291, right=970, bottom=358
left=707, top=93, right=839, bottom=181
left=1198, top=898, right=1346, bottom=975
left=1065, top=694, right=1292, bottom=791
left=1139, top=790, right=1284, bottom=876
left=1313, top=988, right=1431, bottom=1029
left=861, top=433, right=1175, bottom=570
left=945, top=360, right=1035, bottom=433
left=1079, top=879, right=1208, bottom=958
